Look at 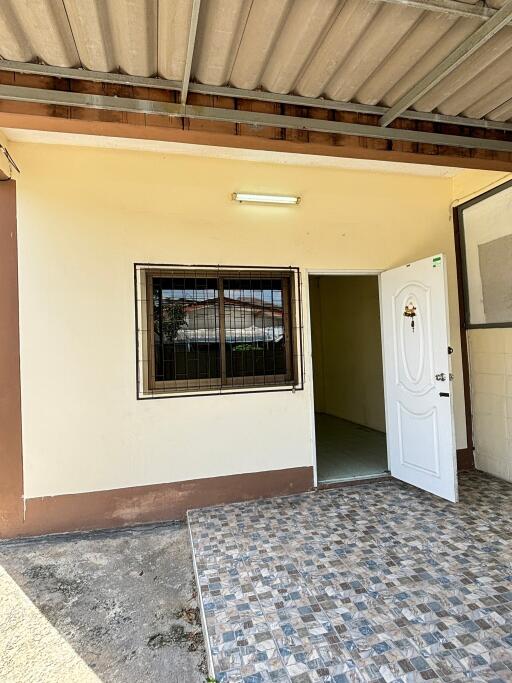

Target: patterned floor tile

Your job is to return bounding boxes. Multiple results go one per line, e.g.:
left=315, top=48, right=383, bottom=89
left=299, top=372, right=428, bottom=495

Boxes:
left=189, top=472, right=512, bottom=682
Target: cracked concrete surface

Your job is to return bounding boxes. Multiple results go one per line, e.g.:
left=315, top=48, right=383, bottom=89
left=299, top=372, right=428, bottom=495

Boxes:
left=0, top=522, right=207, bottom=683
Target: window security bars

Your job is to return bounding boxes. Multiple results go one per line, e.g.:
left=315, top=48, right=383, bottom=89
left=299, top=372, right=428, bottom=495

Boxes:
left=135, top=265, right=303, bottom=398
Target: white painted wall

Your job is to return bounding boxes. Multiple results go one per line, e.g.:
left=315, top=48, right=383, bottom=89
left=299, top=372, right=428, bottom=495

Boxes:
left=14, top=141, right=467, bottom=498
left=468, top=329, right=512, bottom=481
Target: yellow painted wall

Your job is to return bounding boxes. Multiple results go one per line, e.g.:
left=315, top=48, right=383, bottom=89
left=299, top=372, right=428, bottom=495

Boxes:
left=452, top=169, right=512, bottom=206
left=13, top=141, right=468, bottom=498
left=310, top=276, right=385, bottom=432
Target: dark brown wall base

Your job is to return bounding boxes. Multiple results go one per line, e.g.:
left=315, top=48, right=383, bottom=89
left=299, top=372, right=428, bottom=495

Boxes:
left=0, top=181, right=24, bottom=538
left=4, top=466, right=314, bottom=539
left=3, top=448, right=475, bottom=539
left=457, top=448, right=475, bottom=471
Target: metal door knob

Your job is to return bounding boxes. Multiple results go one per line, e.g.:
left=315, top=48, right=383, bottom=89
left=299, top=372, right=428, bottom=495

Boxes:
left=435, top=373, right=446, bottom=381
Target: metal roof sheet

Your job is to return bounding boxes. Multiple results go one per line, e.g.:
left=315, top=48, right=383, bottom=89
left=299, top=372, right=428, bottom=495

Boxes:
left=0, top=0, right=510, bottom=123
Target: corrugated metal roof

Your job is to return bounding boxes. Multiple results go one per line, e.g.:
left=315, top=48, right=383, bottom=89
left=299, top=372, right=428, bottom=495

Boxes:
left=0, top=0, right=510, bottom=123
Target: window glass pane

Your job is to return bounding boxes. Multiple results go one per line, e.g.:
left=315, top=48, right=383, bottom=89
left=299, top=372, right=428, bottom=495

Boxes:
left=153, top=277, right=220, bottom=382
left=223, top=277, right=288, bottom=380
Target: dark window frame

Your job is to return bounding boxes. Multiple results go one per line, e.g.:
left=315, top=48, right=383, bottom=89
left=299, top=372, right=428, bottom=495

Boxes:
left=135, top=265, right=302, bottom=398
left=456, top=178, right=512, bottom=330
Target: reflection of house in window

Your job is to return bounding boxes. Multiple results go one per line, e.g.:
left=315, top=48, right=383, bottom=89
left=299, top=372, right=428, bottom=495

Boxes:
left=144, top=271, right=295, bottom=393
left=153, top=278, right=220, bottom=384
left=183, top=296, right=284, bottom=343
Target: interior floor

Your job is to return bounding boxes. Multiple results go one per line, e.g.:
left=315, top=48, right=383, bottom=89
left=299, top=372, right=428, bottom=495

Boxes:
left=315, top=412, right=388, bottom=483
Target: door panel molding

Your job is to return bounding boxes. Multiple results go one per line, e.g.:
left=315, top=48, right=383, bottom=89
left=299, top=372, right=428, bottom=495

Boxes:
left=381, top=253, right=458, bottom=501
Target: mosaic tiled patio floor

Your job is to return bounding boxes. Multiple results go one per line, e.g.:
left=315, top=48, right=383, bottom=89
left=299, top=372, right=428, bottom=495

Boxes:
left=188, top=472, right=512, bottom=683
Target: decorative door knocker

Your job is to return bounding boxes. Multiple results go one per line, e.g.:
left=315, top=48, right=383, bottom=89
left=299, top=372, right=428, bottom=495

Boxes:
left=403, top=301, right=417, bottom=332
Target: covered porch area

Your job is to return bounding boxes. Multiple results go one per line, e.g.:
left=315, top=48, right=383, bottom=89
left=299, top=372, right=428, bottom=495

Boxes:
left=1, top=1, right=512, bottom=681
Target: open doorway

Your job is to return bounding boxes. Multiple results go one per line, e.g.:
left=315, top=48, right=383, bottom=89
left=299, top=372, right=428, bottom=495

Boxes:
left=309, top=274, right=388, bottom=484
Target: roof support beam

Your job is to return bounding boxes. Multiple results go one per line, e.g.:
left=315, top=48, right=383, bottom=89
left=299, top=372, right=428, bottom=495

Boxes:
left=379, top=0, right=512, bottom=127
left=0, top=60, right=511, bottom=133
left=375, top=0, right=497, bottom=22
left=0, top=84, right=511, bottom=153
left=0, top=59, right=183, bottom=91
left=181, top=0, right=201, bottom=105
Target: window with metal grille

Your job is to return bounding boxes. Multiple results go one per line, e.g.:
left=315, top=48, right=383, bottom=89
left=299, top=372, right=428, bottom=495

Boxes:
left=135, top=266, right=302, bottom=397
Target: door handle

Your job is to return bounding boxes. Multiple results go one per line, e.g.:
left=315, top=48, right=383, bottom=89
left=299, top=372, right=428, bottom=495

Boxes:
left=435, top=372, right=446, bottom=381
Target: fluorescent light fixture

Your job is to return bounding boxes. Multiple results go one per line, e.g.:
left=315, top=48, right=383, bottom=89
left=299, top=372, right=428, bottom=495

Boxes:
left=232, top=192, right=300, bottom=205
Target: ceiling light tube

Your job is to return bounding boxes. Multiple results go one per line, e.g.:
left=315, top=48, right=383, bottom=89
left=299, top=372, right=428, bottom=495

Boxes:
left=232, top=192, right=300, bottom=205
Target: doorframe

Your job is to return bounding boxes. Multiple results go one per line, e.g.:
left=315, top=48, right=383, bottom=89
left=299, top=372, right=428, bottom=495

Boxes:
left=304, top=268, right=388, bottom=487
left=452, top=208, right=475, bottom=470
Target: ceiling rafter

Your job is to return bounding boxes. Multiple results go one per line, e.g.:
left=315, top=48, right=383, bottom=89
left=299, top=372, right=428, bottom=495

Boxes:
left=0, top=60, right=511, bottom=133
left=180, top=0, right=202, bottom=105
left=375, top=0, right=500, bottom=22
left=379, top=0, right=512, bottom=126
left=1, top=1, right=511, bottom=133
left=0, top=84, right=510, bottom=154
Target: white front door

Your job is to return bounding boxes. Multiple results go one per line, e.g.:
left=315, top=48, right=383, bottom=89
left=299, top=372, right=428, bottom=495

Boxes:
left=380, top=254, right=458, bottom=502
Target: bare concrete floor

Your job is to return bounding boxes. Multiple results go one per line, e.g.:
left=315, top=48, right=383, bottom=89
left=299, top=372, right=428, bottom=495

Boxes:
left=0, top=522, right=207, bottom=683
